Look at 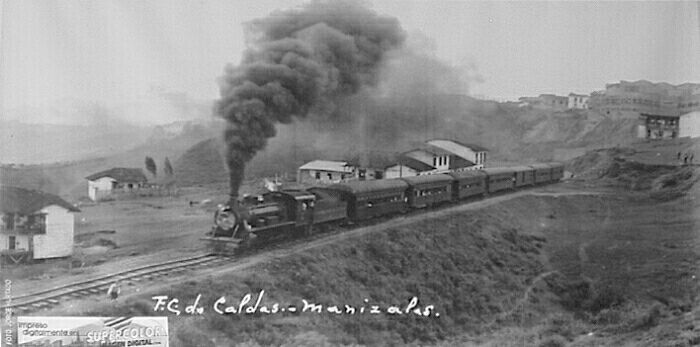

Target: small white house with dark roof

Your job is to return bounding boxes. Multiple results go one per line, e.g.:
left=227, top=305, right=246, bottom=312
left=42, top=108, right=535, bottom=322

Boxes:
left=86, top=168, right=148, bottom=201
left=0, top=186, right=79, bottom=263
left=297, top=160, right=357, bottom=185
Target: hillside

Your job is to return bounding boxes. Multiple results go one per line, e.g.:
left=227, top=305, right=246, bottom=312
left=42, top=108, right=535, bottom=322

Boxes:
left=0, top=120, right=152, bottom=164
left=0, top=94, right=651, bottom=196
left=174, top=95, right=642, bottom=185
left=0, top=119, right=220, bottom=199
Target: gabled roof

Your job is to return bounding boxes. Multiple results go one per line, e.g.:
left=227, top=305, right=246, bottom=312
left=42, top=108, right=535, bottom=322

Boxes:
left=86, top=168, right=148, bottom=182
left=427, top=139, right=489, bottom=153
left=345, top=153, right=397, bottom=169
left=0, top=186, right=80, bottom=214
left=449, top=156, right=475, bottom=169
left=298, top=160, right=354, bottom=173
left=394, top=156, right=436, bottom=172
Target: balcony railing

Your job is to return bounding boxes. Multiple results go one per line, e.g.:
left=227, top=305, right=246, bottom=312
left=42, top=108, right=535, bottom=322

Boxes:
left=0, top=225, right=46, bottom=234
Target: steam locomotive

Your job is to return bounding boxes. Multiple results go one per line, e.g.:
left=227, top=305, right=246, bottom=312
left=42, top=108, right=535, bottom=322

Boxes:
left=203, top=162, right=564, bottom=253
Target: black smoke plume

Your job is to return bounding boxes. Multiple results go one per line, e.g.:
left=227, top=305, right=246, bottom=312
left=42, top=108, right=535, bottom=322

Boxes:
left=216, top=0, right=405, bottom=200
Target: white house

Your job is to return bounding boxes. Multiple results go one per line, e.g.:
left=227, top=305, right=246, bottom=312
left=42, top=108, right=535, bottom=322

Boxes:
left=637, top=111, right=700, bottom=139
left=86, top=168, right=148, bottom=201
left=297, top=160, right=356, bottom=185
left=679, top=111, right=700, bottom=138
left=568, top=93, right=590, bottom=109
left=426, top=139, right=489, bottom=169
left=0, top=186, right=79, bottom=263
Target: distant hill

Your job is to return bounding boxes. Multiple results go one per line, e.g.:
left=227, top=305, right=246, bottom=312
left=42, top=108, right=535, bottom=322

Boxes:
left=0, top=120, right=152, bottom=164
left=174, top=138, right=228, bottom=186
left=0, top=119, right=221, bottom=199
left=2, top=95, right=646, bottom=197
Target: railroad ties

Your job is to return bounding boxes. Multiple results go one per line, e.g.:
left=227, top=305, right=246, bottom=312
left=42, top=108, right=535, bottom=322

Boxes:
left=0, top=254, right=228, bottom=314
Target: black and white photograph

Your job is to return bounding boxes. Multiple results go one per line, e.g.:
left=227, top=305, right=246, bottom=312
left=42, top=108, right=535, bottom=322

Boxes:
left=1, top=1, right=700, bottom=346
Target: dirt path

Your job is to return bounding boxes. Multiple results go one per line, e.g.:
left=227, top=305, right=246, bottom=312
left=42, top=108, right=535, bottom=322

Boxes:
left=483, top=270, right=558, bottom=330
left=47, top=188, right=603, bottom=314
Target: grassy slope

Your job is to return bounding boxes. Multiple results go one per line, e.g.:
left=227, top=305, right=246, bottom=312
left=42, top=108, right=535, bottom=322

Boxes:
left=86, top=199, right=549, bottom=346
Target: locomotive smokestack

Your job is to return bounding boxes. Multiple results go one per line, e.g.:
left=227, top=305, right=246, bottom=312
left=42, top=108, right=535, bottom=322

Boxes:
left=216, top=0, right=405, bottom=198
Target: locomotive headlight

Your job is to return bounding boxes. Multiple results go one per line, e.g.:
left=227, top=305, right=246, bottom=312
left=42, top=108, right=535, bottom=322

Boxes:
left=214, top=205, right=238, bottom=231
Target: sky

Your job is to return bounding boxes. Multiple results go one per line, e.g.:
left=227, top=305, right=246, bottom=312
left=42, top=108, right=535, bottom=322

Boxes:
left=1, top=0, right=699, bottom=125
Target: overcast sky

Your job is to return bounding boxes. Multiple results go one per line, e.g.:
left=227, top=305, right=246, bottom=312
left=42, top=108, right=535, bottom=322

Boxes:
left=1, top=0, right=699, bottom=125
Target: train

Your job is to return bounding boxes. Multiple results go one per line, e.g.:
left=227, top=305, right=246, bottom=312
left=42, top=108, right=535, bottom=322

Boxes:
left=203, top=162, right=564, bottom=252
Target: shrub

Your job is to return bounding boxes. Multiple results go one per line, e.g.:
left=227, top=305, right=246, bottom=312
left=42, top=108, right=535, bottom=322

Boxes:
left=631, top=304, right=664, bottom=330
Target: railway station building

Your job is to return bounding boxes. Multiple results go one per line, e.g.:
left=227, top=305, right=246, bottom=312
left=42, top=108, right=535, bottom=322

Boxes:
left=384, top=140, right=489, bottom=178
left=0, top=186, right=79, bottom=263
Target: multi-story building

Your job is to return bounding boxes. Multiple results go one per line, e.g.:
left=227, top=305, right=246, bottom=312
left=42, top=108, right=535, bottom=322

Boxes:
left=568, top=93, right=589, bottom=109
left=590, top=80, right=700, bottom=118
left=638, top=111, right=700, bottom=139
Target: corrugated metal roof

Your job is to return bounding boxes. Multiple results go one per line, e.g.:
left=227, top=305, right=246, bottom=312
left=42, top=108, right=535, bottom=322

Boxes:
left=482, top=167, right=516, bottom=175
left=298, top=160, right=353, bottom=173
left=0, top=186, right=80, bottom=214
left=395, top=156, right=436, bottom=172
left=449, top=156, right=475, bottom=169
left=427, top=139, right=489, bottom=153
left=400, top=174, right=453, bottom=185
left=345, top=153, right=397, bottom=169
left=417, top=145, right=453, bottom=156
left=328, top=179, right=409, bottom=195
left=86, top=168, right=148, bottom=182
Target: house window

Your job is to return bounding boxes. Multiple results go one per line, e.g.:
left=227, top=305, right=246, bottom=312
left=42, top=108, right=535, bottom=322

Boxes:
left=327, top=173, right=333, bottom=180
left=315, top=172, right=321, bottom=179
left=9, top=236, right=15, bottom=250
left=2, top=213, right=14, bottom=230
left=433, top=157, right=437, bottom=167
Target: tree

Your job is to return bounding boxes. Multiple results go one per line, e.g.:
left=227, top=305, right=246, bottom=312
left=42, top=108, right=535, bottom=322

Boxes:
left=164, top=157, right=173, bottom=177
left=145, top=156, right=157, bottom=178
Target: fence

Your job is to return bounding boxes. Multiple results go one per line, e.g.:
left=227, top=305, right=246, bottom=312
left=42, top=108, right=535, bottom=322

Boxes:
left=94, top=185, right=180, bottom=201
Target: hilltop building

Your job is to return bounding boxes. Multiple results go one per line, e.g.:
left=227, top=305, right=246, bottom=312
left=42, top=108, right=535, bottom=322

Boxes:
left=86, top=168, right=148, bottom=201
left=568, top=93, right=589, bottom=109
left=638, top=111, right=700, bottom=139
left=0, top=186, right=79, bottom=263
left=518, top=94, right=574, bottom=111
left=589, top=80, right=700, bottom=118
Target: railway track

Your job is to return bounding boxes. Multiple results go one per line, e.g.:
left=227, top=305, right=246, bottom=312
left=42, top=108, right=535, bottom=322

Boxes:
left=1, top=253, right=232, bottom=313
left=2, top=187, right=578, bottom=314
